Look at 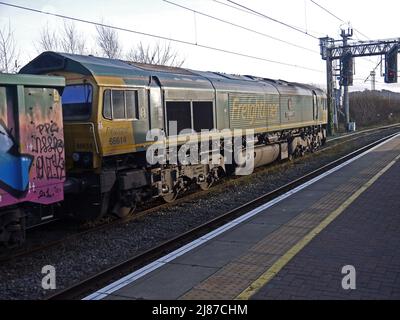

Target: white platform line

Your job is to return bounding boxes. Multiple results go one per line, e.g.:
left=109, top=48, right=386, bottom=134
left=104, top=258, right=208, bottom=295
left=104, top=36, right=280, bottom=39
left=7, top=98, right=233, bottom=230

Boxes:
left=83, top=133, right=400, bottom=300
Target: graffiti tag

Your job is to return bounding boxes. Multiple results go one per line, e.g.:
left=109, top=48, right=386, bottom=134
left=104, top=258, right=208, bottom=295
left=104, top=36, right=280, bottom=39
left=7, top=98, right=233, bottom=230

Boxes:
left=32, top=122, right=65, bottom=181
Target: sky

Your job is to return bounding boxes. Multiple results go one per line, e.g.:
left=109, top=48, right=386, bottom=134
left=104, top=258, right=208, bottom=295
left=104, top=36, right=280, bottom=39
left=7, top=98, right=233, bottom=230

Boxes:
left=1, top=0, right=400, bottom=92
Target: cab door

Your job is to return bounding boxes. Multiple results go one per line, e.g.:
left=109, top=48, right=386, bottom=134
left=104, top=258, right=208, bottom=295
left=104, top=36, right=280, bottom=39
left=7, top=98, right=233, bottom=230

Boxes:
left=100, top=87, right=149, bottom=156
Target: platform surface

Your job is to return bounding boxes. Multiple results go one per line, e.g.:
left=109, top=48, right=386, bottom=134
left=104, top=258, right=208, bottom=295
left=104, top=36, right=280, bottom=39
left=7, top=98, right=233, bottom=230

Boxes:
left=253, top=158, right=400, bottom=300
left=95, top=134, right=400, bottom=300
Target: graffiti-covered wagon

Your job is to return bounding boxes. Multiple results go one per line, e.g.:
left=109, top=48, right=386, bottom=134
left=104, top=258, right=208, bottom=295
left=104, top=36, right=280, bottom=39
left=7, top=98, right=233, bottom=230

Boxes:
left=0, top=73, right=65, bottom=248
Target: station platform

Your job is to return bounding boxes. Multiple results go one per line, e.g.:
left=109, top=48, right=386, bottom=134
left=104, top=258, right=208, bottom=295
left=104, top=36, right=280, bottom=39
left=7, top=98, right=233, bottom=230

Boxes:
left=87, top=134, right=400, bottom=300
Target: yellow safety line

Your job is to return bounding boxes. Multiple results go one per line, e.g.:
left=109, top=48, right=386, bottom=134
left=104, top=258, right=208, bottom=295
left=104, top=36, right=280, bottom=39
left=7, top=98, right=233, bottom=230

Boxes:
left=236, top=152, right=400, bottom=300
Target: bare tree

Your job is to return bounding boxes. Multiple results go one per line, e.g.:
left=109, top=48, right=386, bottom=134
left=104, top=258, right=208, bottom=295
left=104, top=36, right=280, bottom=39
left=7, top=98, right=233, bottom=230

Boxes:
left=38, top=23, right=60, bottom=52
left=0, top=21, right=19, bottom=73
left=61, top=21, right=86, bottom=54
left=126, top=42, right=185, bottom=67
left=350, top=90, right=400, bottom=127
left=36, top=21, right=87, bottom=54
left=96, top=21, right=122, bottom=59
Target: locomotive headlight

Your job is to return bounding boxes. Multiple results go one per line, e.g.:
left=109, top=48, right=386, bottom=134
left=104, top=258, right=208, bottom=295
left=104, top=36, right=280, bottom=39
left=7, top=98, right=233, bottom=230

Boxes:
left=72, top=153, right=80, bottom=162
left=71, top=152, right=93, bottom=169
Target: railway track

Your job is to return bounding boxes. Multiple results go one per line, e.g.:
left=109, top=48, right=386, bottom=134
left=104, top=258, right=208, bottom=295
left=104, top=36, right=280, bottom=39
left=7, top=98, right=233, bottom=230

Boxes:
left=47, top=131, right=399, bottom=300
left=1, top=123, right=399, bottom=264
left=327, top=122, right=400, bottom=142
left=1, top=123, right=399, bottom=263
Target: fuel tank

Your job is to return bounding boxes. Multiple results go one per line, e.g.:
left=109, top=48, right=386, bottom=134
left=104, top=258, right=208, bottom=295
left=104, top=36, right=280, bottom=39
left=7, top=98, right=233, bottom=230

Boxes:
left=235, top=144, right=281, bottom=175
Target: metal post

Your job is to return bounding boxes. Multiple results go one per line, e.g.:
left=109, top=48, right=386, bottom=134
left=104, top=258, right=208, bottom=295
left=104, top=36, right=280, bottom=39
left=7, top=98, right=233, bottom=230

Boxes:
left=326, top=56, right=334, bottom=135
left=320, top=36, right=335, bottom=136
left=341, top=29, right=351, bottom=131
left=333, top=87, right=339, bottom=131
left=370, top=71, right=376, bottom=91
left=343, top=84, right=350, bottom=125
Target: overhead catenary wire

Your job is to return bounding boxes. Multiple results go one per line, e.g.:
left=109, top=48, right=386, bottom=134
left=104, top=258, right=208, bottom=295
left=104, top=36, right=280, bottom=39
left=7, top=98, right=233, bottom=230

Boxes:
left=225, top=0, right=320, bottom=40
left=309, top=0, right=379, bottom=70
left=0, top=1, right=323, bottom=73
left=163, top=0, right=319, bottom=54
left=309, top=2, right=398, bottom=91
left=212, top=0, right=325, bottom=37
left=364, top=59, right=383, bottom=83
left=309, top=0, right=343, bottom=24
left=309, top=0, right=370, bottom=41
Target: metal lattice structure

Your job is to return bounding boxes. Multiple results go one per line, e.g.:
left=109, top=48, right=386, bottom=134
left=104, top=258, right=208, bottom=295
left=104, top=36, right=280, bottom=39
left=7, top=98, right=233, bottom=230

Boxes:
left=320, top=35, right=400, bottom=134
left=321, top=38, right=400, bottom=60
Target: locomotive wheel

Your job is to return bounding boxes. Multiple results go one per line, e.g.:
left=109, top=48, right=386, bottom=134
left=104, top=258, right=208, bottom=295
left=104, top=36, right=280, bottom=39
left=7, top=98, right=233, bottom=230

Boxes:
left=73, top=192, right=110, bottom=221
left=199, top=176, right=214, bottom=191
left=199, top=181, right=213, bottom=191
left=162, top=191, right=178, bottom=203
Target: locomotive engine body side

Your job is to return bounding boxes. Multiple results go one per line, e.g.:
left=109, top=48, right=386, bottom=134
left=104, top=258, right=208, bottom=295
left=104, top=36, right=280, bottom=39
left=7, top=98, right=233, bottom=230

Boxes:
left=20, top=52, right=327, bottom=220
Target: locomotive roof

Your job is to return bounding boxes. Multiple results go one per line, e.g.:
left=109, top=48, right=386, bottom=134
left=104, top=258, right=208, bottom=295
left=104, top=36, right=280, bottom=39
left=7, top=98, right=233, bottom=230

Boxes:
left=20, top=52, right=322, bottom=94
left=20, top=51, right=150, bottom=82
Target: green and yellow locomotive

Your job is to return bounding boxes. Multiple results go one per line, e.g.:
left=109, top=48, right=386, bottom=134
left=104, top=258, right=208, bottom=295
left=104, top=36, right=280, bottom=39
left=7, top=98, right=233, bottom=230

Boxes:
left=21, top=52, right=327, bottom=220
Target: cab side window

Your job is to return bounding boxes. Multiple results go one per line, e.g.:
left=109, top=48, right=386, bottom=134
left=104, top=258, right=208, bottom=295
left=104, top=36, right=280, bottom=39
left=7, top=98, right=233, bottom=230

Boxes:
left=103, top=89, right=139, bottom=120
left=103, top=90, right=112, bottom=119
left=125, top=90, right=139, bottom=119
left=112, top=90, right=125, bottom=119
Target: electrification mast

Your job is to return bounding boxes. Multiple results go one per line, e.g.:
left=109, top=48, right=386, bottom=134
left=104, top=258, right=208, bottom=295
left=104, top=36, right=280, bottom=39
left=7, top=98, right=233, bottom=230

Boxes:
left=320, top=34, right=399, bottom=134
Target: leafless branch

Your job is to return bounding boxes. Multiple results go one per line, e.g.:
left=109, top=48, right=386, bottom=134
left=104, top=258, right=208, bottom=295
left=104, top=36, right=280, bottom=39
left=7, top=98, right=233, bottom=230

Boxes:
left=96, top=20, right=122, bottom=59
left=0, top=21, right=19, bottom=73
left=126, top=41, right=185, bottom=67
left=38, top=23, right=60, bottom=52
left=350, top=90, right=400, bottom=127
left=60, top=21, right=86, bottom=54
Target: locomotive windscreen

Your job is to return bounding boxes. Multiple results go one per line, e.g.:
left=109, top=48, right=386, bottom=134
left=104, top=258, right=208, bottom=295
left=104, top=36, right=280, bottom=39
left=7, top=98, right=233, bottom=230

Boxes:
left=62, top=84, right=93, bottom=121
